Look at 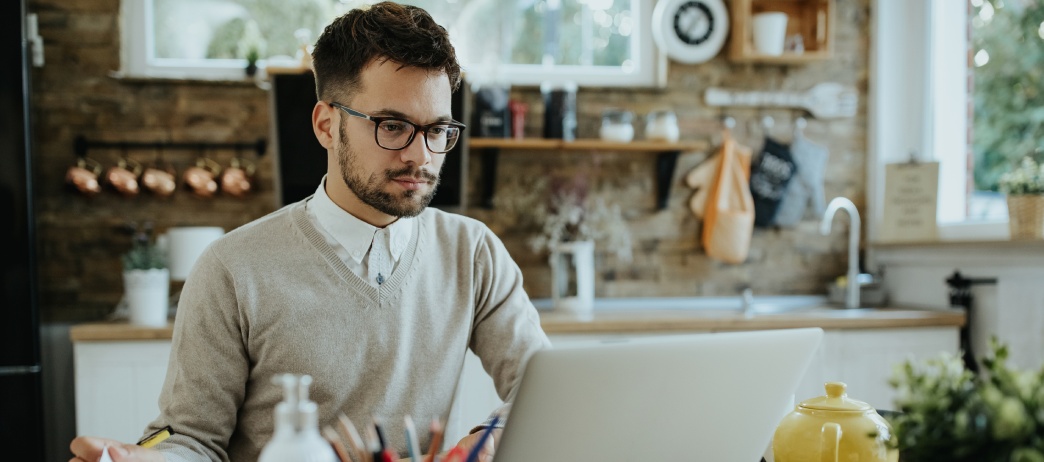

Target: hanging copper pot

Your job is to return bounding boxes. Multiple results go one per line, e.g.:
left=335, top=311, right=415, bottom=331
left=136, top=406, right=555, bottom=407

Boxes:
left=104, top=155, right=143, bottom=196
left=183, top=155, right=222, bottom=198
left=65, top=156, right=104, bottom=196
left=220, top=155, right=256, bottom=198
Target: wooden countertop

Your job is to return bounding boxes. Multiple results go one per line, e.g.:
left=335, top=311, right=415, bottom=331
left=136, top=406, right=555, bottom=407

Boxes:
left=539, top=307, right=966, bottom=334
left=70, top=307, right=965, bottom=342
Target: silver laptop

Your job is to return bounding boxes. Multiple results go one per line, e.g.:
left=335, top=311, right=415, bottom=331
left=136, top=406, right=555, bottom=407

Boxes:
left=494, top=328, right=823, bottom=462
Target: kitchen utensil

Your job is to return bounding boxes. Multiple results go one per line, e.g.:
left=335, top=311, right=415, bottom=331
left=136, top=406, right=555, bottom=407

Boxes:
left=220, top=155, right=256, bottom=198
left=773, top=382, right=898, bottom=462
left=142, top=148, right=177, bottom=197
left=183, top=156, right=222, bottom=198
left=105, top=155, right=143, bottom=196
left=704, top=82, right=858, bottom=119
left=65, top=156, right=103, bottom=196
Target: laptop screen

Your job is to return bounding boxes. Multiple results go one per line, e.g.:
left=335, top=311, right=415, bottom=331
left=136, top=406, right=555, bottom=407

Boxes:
left=493, top=328, right=823, bottom=462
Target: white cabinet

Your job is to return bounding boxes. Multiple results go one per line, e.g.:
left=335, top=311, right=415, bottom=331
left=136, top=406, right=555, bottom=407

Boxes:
left=819, top=327, right=959, bottom=410
left=73, top=340, right=171, bottom=442
left=71, top=326, right=959, bottom=446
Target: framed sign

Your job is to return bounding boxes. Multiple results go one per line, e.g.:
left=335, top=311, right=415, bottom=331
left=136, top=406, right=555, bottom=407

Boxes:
left=879, top=161, right=940, bottom=243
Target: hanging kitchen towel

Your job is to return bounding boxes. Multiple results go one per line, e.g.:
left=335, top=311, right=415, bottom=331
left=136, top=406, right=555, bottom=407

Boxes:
left=774, top=134, right=829, bottom=226
left=749, top=136, right=796, bottom=227
left=701, top=133, right=754, bottom=264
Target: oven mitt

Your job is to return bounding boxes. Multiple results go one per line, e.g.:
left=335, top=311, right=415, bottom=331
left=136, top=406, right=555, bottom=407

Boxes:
left=750, top=136, right=796, bottom=228
left=685, top=155, right=719, bottom=218
left=774, top=134, right=829, bottom=226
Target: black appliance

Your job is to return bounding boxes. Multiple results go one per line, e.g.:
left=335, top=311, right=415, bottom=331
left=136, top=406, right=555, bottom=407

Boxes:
left=270, top=72, right=466, bottom=208
left=0, top=0, right=45, bottom=459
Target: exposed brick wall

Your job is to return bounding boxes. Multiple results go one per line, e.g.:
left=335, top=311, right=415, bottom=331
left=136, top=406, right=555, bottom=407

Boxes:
left=29, top=0, right=869, bottom=322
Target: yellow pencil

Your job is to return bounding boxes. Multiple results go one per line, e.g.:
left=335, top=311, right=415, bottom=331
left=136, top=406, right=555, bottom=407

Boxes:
left=136, top=426, right=174, bottom=448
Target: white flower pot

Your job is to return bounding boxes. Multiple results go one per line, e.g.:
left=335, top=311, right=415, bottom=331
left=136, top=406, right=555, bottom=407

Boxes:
left=549, top=240, right=595, bottom=317
left=123, top=268, right=170, bottom=327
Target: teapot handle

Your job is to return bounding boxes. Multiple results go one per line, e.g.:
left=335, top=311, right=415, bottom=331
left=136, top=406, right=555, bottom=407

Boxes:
left=820, top=422, right=841, bottom=462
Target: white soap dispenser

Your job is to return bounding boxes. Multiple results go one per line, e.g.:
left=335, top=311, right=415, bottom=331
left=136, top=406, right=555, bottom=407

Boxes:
left=257, top=374, right=337, bottom=462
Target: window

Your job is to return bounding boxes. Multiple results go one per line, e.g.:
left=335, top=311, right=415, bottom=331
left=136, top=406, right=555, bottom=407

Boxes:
left=119, top=0, right=663, bottom=87
left=869, top=0, right=1044, bottom=241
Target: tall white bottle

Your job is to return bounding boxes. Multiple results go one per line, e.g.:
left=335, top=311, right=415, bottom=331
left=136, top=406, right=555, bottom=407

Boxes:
left=257, top=374, right=338, bottom=462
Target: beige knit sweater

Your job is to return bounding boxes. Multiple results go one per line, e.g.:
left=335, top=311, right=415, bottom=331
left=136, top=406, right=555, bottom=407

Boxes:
left=145, top=201, right=550, bottom=461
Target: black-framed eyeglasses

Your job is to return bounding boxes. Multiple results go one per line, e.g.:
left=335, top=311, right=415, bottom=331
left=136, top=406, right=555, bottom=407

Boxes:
left=330, top=102, right=466, bottom=154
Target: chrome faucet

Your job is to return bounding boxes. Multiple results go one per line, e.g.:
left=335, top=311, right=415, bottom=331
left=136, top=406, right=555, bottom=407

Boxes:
left=820, top=197, right=861, bottom=309
left=740, top=287, right=755, bottom=318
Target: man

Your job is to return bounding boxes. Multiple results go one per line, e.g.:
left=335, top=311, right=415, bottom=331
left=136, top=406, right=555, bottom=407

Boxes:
left=70, top=3, right=550, bottom=461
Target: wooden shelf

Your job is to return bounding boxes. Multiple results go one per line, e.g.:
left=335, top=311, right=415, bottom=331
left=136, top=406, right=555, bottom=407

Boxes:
left=468, top=138, right=708, bottom=152
left=728, top=0, right=834, bottom=64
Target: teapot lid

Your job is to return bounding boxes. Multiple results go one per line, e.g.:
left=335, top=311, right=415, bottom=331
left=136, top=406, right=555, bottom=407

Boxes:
left=799, top=382, right=872, bottom=411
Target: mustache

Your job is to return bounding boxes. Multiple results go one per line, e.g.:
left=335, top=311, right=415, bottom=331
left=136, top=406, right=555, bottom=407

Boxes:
left=385, top=166, right=438, bottom=183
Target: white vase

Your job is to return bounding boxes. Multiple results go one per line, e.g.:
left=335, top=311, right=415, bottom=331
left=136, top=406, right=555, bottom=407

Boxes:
left=123, top=268, right=170, bottom=327
left=549, top=240, right=595, bottom=316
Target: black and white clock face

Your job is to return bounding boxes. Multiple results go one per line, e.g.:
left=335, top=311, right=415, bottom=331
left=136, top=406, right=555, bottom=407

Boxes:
left=673, top=1, right=714, bottom=45
left=652, top=0, right=729, bottom=64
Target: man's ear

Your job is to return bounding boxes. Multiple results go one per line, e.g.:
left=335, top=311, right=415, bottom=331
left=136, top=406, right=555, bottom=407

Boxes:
left=312, top=101, right=335, bottom=150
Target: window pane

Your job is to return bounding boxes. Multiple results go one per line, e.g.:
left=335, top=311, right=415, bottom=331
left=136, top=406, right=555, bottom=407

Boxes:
left=133, top=0, right=654, bottom=85
left=152, top=0, right=335, bottom=60
left=393, top=0, right=638, bottom=77
left=970, top=0, right=1044, bottom=192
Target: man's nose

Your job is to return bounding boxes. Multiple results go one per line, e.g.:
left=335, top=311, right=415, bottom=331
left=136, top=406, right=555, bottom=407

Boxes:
left=398, top=131, right=432, bottom=165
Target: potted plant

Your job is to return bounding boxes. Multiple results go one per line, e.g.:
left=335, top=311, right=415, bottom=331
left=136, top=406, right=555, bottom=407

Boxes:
left=237, top=19, right=266, bottom=78
left=121, top=221, right=170, bottom=326
left=885, top=338, right=1044, bottom=462
left=999, top=155, right=1044, bottom=239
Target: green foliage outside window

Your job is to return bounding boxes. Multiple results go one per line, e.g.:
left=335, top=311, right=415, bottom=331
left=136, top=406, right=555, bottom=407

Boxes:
left=971, top=0, right=1044, bottom=192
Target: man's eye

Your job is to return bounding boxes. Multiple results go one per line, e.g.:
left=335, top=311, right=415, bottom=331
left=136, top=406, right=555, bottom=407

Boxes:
left=380, top=121, right=409, bottom=133
left=428, top=126, right=449, bottom=136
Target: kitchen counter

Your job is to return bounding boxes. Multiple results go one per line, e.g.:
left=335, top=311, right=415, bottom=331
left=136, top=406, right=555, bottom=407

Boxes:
left=70, top=306, right=965, bottom=341
left=539, top=306, right=966, bottom=334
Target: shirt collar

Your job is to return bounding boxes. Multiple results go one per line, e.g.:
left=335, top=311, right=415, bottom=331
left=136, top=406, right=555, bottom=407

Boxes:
left=308, top=176, right=414, bottom=263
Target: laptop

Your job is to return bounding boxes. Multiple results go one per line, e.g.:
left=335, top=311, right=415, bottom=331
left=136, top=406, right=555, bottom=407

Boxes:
left=494, top=328, right=823, bottom=462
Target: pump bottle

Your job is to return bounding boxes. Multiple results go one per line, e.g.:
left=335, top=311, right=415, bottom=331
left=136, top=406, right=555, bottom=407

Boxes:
left=257, top=374, right=338, bottom=462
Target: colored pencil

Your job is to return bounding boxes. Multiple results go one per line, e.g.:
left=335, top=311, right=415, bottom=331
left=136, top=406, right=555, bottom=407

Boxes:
left=423, top=417, right=444, bottom=462
left=323, top=426, right=351, bottom=462
left=463, top=414, right=500, bottom=462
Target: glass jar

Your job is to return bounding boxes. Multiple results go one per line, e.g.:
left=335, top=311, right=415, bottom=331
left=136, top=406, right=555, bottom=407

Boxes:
left=645, top=110, right=679, bottom=142
left=599, top=108, right=635, bottom=142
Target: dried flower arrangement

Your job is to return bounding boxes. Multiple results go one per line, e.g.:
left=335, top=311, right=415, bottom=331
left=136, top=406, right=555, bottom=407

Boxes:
left=493, top=170, right=632, bottom=261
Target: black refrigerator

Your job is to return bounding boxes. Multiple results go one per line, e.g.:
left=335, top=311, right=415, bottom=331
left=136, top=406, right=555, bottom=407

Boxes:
left=0, top=0, right=46, bottom=459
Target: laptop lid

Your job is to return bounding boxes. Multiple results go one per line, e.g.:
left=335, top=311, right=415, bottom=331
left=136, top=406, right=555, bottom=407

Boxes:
left=494, top=328, right=823, bottom=462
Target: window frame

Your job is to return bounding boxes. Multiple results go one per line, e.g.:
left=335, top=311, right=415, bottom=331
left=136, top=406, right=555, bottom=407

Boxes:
left=868, top=0, right=1009, bottom=243
left=118, top=0, right=666, bottom=87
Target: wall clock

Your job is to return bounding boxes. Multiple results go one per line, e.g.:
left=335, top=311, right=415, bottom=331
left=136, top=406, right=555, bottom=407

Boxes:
left=652, top=0, right=729, bottom=64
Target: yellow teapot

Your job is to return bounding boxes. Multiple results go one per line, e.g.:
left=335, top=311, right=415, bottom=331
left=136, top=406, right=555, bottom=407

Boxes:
left=772, top=382, right=898, bottom=462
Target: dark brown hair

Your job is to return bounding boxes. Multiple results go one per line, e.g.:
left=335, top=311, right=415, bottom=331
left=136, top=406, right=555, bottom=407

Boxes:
left=311, top=2, right=461, bottom=102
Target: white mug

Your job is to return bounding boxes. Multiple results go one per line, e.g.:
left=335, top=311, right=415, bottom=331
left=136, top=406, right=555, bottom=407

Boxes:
left=752, top=12, right=788, bottom=56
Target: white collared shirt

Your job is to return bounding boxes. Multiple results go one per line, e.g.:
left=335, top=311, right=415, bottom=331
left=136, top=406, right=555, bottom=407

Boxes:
left=306, top=176, right=413, bottom=289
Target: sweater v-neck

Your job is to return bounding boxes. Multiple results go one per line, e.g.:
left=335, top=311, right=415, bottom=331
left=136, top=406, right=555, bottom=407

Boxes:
left=291, top=203, right=422, bottom=305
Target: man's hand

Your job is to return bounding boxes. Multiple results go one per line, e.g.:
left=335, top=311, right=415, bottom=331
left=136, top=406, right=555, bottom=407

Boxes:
left=449, top=428, right=501, bottom=462
left=70, top=436, right=165, bottom=462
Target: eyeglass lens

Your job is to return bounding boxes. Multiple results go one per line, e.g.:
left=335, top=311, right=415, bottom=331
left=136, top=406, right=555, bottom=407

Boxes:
left=376, top=120, right=460, bottom=153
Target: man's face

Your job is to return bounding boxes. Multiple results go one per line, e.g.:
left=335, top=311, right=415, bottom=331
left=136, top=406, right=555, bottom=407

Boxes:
left=333, top=60, right=452, bottom=219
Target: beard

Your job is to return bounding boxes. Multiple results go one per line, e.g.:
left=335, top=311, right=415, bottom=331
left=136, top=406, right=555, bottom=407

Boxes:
left=337, top=129, right=441, bottom=218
